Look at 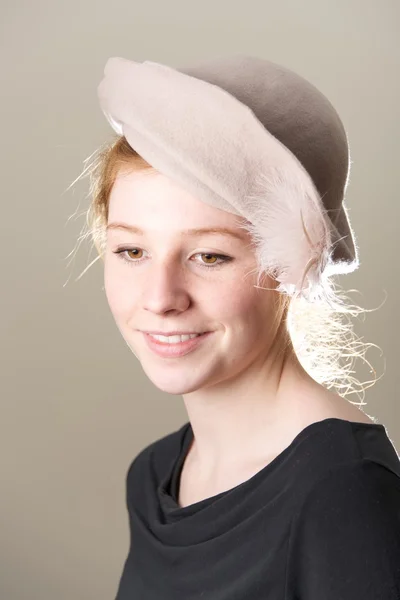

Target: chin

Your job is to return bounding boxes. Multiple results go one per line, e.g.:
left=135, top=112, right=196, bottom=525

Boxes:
left=140, top=363, right=210, bottom=396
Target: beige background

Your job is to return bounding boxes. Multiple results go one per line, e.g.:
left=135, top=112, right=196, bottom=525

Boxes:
left=1, top=1, right=399, bottom=598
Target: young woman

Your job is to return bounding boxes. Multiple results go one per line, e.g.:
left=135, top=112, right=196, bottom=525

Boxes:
left=79, top=55, right=400, bottom=598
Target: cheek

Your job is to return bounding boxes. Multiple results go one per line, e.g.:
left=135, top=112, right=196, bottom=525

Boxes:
left=208, top=285, right=266, bottom=321
left=215, top=285, right=278, bottom=338
left=104, top=268, right=136, bottom=319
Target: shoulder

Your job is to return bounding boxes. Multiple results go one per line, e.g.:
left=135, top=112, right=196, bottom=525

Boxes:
left=283, top=415, right=400, bottom=498
left=292, top=458, right=400, bottom=528
left=286, top=460, right=400, bottom=598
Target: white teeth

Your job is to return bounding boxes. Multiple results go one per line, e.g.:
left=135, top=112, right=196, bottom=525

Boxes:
left=149, top=333, right=202, bottom=343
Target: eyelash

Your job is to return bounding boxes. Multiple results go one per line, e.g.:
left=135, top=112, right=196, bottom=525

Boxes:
left=112, top=247, right=233, bottom=270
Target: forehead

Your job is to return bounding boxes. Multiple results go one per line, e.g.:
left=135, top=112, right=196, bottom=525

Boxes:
left=106, top=222, right=250, bottom=243
left=108, top=169, right=252, bottom=242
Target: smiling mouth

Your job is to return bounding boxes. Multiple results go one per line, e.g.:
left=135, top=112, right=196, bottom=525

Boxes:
left=146, top=332, right=207, bottom=342
left=142, top=331, right=213, bottom=356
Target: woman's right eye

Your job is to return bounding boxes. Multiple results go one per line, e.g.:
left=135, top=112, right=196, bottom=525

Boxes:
left=115, top=248, right=142, bottom=260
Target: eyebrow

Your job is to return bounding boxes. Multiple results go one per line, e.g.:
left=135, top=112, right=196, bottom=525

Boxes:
left=106, top=222, right=248, bottom=241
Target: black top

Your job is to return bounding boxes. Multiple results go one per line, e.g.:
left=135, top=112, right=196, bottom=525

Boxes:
left=115, top=417, right=400, bottom=599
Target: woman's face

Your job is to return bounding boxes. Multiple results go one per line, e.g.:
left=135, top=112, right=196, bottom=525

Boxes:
left=104, top=168, right=283, bottom=395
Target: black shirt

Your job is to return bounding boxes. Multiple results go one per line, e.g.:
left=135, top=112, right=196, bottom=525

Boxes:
left=115, top=417, right=400, bottom=599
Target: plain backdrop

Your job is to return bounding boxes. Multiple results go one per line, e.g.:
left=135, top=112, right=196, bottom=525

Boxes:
left=1, top=1, right=399, bottom=598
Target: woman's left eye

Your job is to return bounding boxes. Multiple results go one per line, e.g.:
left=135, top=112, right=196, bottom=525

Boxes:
left=112, top=247, right=233, bottom=269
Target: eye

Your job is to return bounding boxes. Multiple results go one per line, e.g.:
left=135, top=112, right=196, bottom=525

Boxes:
left=112, top=247, right=233, bottom=270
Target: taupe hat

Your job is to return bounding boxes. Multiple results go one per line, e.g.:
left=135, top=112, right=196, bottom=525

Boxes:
left=97, top=54, right=359, bottom=302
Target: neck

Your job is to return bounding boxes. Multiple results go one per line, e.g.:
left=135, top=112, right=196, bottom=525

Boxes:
left=182, top=339, right=320, bottom=480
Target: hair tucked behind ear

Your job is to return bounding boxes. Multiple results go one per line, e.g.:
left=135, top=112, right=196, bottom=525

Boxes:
left=66, top=135, right=386, bottom=408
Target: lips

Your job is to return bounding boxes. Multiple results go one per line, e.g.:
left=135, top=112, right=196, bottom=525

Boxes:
left=147, top=332, right=204, bottom=341
left=143, top=330, right=213, bottom=357
left=144, top=331, right=207, bottom=336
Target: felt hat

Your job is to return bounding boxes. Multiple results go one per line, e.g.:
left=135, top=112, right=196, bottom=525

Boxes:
left=97, top=54, right=359, bottom=301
